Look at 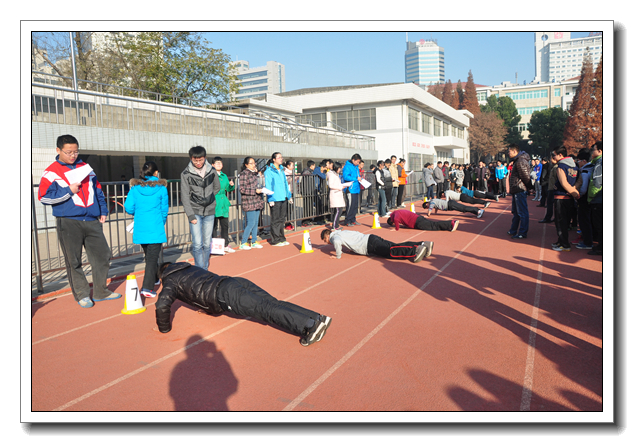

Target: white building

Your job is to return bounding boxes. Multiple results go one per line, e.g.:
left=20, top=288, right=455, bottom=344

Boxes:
left=534, top=32, right=603, bottom=83
left=231, top=60, right=286, bottom=100
left=405, top=39, right=445, bottom=86
left=239, top=82, right=471, bottom=168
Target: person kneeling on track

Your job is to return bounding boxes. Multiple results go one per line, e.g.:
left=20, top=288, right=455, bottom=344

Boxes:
left=320, top=228, right=433, bottom=263
left=154, top=262, right=331, bottom=347
left=387, top=209, right=459, bottom=232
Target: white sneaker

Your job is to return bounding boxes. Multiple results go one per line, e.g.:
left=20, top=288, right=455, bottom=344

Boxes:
left=250, top=242, right=263, bottom=249
left=224, top=246, right=236, bottom=253
left=239, top=243, right=251, bottom=250
left=477, top=209, right=484, bottom=218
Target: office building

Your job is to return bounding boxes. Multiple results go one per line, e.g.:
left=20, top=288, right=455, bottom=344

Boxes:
left=232, top=60, right=285, bottom=100
left=405, top=39, right=445, bottom=86
left=534, top=32, right=603, bottom=83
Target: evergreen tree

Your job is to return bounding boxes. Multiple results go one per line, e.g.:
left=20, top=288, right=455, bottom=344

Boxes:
left=428, top=81, right=443, bottom=100
left=562, top=48, right=595, bottom=155
left=528, top=107, right=569, bottom=156
left=442, top=80, right=453, bottom=106
left=456, top=80, right=464, bottom=110
left=481, top=95, right=522, bottom=145
left=588, top=53, right=603, bottom=145
left=462, top=70, right=480, bottom=116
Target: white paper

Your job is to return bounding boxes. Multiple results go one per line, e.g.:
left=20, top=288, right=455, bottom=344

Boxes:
left=342, top=182, right=353, bottom=188
left=260, top=187, right=275, bottom=196
left=64, top=164, right=93, bottom=184
left=126, top=222, right=134, bottom=234
left=210, top=237, right=225, bottom=255
left=360, top=178, right=372, bottom=188
left=406, top=171, right=414, bottom=176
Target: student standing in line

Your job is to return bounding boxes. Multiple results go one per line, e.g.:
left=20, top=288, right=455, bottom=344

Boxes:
left=375, top=161, right=388, bottom=218
left=211, top=157, right=236, bottom=253
left=396, top=158, right=408, bottom=207
left=238, top=156, right=265, bottom=250
left=327, top=162, right=346, bottom=231
left=264, top=152, right=293, bottom=246
left=180, top=146, right=220, bottom=270
left=124, top=161, right=168, bottom=297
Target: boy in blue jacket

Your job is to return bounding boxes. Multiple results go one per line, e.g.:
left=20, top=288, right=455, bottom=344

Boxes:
left=341, top=153, right=363, bottom=226
left=263, top=152, right=293, bottom=246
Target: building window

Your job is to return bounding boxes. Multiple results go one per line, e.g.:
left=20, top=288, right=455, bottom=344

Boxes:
left=442, top=121, right=449, bottom=136
left=408, top=107, right=420, bottom=132
left=331, top=108, right=376, bottom=131
left=434, top=118, right=441, bottom=136
left=296, top=112, right=327, bottom=127
left=422, top=113, right=432, bottom=134
left=554, top=88, right=561, bottom=97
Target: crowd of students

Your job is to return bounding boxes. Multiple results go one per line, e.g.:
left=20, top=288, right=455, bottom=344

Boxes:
left=38, top=134, right=602, bottom=346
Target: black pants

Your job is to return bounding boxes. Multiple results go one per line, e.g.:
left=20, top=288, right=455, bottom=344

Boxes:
left=554, top=198, right=575, bottom=247
left=270, top=200, right=288, bottom=245
left=331, top=207, right=344, bottom=230
left=141, top=243, right=162, bottom=291
left=414, top=216, right=453, bottom=231
left=344, top=193, right=359, bottom=224
left=473, top=190, right=497, bottom=200
left=460, top=194, right=486, bottom=206
left=577, top=197, right=593, bottom=246
left=539, top=184, right=548, bottom=206
left=366, top=234, right=422, bottom=259
left=56, top=218, right=113, bottom=302
left=497, top=178, right=507, bottom=196
left=448, top=199, right=479, bottom=215
left=216, top=277, right=320, bottom=337
left=396, top=185, right=405, bottom=206
left=590, top=203, right=602, bottom=251
left=213, top=216, right=229, bottom=246
left=544, top=190, right=555, bottom=221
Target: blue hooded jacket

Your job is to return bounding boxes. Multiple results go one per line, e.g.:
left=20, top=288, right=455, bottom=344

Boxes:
left=264, top=164, right=292, bottom=202
left=124, top=176, right=168, bottom=245
left=342, top=160, right=360, bottom=194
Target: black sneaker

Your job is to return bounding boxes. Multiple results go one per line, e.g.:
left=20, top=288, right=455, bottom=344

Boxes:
left=300, top=316, right=332, bottom=347
left=484, top=202, right=491, bottom=208
left=512, top=234, right=527, bottom=239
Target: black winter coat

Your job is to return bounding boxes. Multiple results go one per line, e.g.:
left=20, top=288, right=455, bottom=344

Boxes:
left=155, top=262, right=229, bottom=333
left=509, top=151, right=533, bottom=194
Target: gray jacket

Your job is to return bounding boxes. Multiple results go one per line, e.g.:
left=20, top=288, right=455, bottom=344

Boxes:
left=423, top=168, right=435, bottom=187
left=180, top=161, right=220, bottom=221
left=433, top=166, right=444, bottom=184
left=330, top=230, right=370, bottom=259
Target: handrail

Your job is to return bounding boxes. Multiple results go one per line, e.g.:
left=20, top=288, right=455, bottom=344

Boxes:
left=32, top=81, right=375, bottom=142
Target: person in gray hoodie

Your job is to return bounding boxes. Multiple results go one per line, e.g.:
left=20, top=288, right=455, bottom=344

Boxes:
left=180, top=146, right=221, bottom=270
left=433, top=161, right=445, bottom=198
left=320, top=228, right=433, bottom=263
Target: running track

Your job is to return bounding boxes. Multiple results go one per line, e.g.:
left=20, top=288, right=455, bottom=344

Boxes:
left=29, top=198, right=604, bottom=418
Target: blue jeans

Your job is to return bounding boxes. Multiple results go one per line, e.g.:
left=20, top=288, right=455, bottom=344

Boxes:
left=189, top=214, right=215, bottom=270
left=509, top=191, right=529, bottom=236
left=426, top=184, right=435, bottom=199
left=377, top=189, right=387, bottom=216
left=243, top=210, right=260, bottom=244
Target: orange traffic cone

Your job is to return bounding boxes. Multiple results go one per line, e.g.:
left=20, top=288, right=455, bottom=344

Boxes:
left=372, top=212, right=382, bottom=229
left=300, top=230, right=314, bottom=253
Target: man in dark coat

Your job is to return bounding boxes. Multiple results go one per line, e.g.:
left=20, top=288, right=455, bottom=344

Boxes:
left=154, top=262, right=332, bottom=347
left=507, top=144, right=533, bottom=239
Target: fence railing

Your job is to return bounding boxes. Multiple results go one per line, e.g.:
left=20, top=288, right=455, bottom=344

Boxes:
left=31, top=171, right=428, bottom=293
left=31, top=81, right=376, bottom=151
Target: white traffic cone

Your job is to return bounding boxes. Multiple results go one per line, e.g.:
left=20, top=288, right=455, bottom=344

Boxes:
left=410, top=202, right=416, bottom=213
left=121, top=275, right=146, bottom=315
left=372, top=212, right=382, bottom=229
left=300, top=230, right=314, bottom=253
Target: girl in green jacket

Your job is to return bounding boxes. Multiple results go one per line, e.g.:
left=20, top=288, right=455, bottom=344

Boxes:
left=212, top=157, right=236, bottom=253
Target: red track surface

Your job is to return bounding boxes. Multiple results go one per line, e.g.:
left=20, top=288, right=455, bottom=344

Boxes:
left=29, top=198, right=603, bottom=417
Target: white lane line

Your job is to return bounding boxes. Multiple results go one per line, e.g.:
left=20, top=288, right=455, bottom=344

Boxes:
left=283, top=210, right=508, bottom=411
left=520, top=221, right=546, bottom=411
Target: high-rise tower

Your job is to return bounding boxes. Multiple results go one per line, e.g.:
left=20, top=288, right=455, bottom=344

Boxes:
left=405, top=38, right=445, bottom=86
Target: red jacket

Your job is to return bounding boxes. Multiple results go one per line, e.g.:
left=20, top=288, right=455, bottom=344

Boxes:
left=387, top=210, right=419, bottom=231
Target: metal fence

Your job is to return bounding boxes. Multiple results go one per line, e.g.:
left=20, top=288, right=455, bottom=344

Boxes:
left=32, top=171, right=427, bottom=293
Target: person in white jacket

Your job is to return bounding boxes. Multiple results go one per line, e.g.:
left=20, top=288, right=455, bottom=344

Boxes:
left=327, top=162, right=347, bottom=230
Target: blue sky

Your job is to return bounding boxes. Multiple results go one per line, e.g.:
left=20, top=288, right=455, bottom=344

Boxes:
left=203, top=31, right=593, bottom=91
